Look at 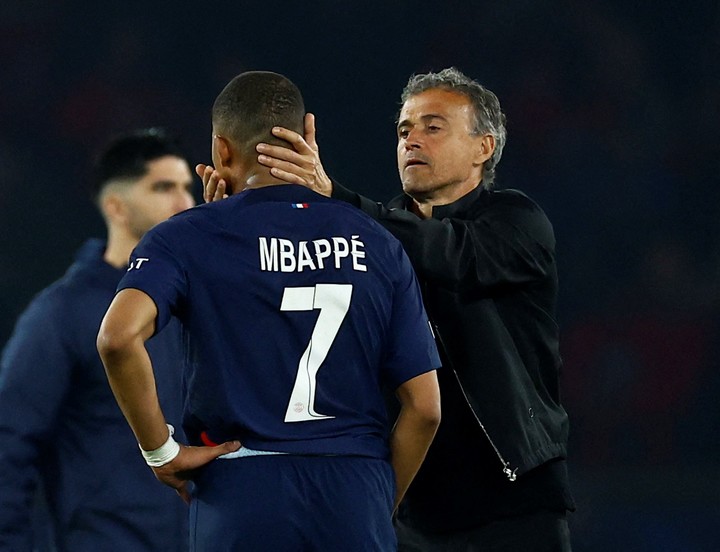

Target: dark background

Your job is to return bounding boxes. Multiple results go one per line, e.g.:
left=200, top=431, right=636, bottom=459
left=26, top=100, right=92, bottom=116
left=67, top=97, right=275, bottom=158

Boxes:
left=1, top=1, right=719, bottom=549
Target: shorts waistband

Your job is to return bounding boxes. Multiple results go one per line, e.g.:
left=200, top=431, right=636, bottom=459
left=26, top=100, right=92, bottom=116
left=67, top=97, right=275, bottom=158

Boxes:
left=218, top=447, right=288, bottom=459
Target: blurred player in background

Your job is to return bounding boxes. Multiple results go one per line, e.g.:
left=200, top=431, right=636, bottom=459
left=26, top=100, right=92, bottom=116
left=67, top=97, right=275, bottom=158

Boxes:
left=0, top=129, right=195, bottom=551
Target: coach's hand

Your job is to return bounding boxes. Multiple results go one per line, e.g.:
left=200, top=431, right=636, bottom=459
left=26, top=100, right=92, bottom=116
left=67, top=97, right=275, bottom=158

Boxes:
left=151, top=440, right=241, bottom=504
left=256, top=113, right=332, bottom=197
left=196, top=163, right=230, bottom=203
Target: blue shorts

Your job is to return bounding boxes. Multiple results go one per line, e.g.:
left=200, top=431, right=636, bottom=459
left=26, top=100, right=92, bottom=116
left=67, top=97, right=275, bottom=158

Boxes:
left=190, top=454, right=397, bottom=551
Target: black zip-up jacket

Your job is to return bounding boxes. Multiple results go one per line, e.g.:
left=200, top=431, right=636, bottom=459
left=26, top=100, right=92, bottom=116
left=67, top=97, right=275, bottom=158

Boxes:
left=332, top=182, right=569, bottom=479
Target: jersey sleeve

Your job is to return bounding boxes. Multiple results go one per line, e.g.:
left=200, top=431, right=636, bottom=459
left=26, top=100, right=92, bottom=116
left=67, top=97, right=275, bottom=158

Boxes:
left=382, top=242, right=441, bottom=389
left=117, top=227, right=186, bottom=335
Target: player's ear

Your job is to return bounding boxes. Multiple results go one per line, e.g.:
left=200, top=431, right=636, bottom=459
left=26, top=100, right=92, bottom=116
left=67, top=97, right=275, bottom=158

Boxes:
left=101, top=191, right=128, bottom=225
left=213, top=134, right=233, bottom=169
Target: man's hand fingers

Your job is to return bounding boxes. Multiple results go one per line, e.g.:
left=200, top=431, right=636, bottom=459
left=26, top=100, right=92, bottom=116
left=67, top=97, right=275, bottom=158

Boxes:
left=182, top=441, right=242, bottom=466
left=304, top=113, right=318, bottom=152
left=197, top=164, right=227, bottom=203
left=175, top=482, right=191, bottom=505
left=198, top=164, right=214, bottom=202
left=258, top=156, right=313, bottom=184
left=152, top=441, right=242, bottom=492
left=204, top=167, right=216, bottom=203
left=168, top=441, right=240, bottom=504
left=257, top=135, right=330, bottom=195
left=212, top=179, right=227, bottom=202
left=257, top=143, right=310, bottom=167
left=207, top=440, right=242, bottom=460
left=270, top=127, right=312, bottom=154
left=269, top=167, right=309, bottom=186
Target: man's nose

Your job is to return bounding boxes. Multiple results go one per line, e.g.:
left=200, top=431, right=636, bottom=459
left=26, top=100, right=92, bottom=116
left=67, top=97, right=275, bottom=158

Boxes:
left=404, top=129, right=422, bottom=149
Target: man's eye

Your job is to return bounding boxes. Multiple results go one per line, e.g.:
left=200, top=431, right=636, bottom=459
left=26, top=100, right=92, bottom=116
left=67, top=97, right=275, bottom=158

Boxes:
left=428, top=125, right=441, bottom=132
left=398, top=129, right=409, bottom=138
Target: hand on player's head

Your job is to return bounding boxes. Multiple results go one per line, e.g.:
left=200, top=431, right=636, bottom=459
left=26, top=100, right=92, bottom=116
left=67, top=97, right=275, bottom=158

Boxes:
left=255, top=113, right=332, bottom=197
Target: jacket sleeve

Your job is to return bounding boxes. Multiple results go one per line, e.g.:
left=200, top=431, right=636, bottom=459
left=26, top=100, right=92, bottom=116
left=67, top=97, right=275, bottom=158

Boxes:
left=332, top=182, right=556, bottom=293
left=0, top=294, right=74, bottom=550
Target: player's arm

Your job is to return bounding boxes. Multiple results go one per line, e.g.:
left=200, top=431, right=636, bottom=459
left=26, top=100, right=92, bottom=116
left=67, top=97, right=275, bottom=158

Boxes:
left=389, top=370, right=441, bottom=513
left=97, top=288, right=240, bottom=503
left=98, top=289, right=170, bottom=448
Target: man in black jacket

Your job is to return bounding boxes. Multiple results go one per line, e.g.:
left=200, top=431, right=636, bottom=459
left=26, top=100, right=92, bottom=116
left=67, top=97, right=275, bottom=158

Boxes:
left=201, top=67, right=574, bottom=551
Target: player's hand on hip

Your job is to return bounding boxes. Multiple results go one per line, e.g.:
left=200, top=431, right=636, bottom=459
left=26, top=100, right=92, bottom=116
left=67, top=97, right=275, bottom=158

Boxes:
left=196, top=163, right=230, bottom=203
left=256, top=113, right=333, bottom=197
left=151, top=440, right=241, bottom=504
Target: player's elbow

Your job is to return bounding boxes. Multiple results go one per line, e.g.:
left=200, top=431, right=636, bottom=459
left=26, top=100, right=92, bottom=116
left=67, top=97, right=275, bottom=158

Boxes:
left=398, top=370, right=442, bottom=429
left=97, top=289, right=158, bottom=364
left=417, top=394, right=442, bottom=431
left=96, top=315, right=139, bottom=364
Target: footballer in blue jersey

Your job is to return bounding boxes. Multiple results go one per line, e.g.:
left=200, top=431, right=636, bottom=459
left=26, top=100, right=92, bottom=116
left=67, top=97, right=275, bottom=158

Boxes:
left=120, top=184, right=438, bottom=460
left=98, top=71, right=441, bottom=552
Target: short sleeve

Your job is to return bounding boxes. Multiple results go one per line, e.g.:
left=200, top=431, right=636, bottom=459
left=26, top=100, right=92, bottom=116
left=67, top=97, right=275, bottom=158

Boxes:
left=117, top=228, right=186, bottom=335
left=383, top=243, right=441, bottom=389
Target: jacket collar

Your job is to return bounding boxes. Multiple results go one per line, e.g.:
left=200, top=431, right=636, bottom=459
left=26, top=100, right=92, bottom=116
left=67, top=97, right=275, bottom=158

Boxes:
left=67, top=238, right=128, bottom=287
left=388, top=183, right=486, bottom=219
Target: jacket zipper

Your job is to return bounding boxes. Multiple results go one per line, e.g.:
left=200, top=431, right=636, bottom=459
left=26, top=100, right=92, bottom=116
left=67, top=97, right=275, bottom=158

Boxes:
left=431, top=320, right=518, bottom=482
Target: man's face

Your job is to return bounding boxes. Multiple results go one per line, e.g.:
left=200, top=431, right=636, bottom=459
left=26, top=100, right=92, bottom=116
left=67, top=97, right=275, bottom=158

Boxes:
left=396, top=88, right=485, bottom=203
left=123, top=155, right=195, bottom=240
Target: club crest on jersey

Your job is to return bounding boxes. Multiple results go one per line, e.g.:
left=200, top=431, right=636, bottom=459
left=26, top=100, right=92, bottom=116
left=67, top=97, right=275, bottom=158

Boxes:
left=291, top=203, right=309, bottom=209
left=127, top=257, right=150, bottom=271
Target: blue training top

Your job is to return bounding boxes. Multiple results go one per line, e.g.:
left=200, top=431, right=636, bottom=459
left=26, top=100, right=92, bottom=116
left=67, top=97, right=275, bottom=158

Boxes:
left=0, top=239, right=188, bottom=552
left=118, top=184, right=440, bottom=460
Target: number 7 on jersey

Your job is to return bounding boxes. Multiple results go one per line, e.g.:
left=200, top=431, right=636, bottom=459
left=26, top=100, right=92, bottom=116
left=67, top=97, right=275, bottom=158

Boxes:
left=280, top=284, right=353, bottom=422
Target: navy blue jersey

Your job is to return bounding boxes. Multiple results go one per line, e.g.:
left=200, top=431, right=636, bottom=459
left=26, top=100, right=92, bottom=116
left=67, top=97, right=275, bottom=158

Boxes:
left=118, top=185, right=439, bottom=460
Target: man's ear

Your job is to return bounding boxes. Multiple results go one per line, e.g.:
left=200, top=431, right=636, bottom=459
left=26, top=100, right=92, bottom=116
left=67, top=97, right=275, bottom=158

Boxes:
left=213, top=134, right=233, bottom=169
left=473, top=134, right=495, bottom=166
left=101, top=192, right=128, bottom=225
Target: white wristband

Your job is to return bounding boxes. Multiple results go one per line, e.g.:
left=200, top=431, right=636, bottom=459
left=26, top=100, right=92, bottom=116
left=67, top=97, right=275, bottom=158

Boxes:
left=140, top=424, right=181, bottom=467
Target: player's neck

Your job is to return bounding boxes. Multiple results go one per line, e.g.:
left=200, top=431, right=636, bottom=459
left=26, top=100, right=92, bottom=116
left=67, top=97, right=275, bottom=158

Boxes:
left=241, top=166, right=292, bottom=190
left=103, top=227, right=138, bottom=269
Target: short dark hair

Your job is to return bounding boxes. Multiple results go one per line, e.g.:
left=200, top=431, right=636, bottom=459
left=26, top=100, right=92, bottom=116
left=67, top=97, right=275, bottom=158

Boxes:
left=90, top=128, right=186, bottom=200
left=400, top=67, right=507, bottom=188
left=212, top=71, right=305, bottom=154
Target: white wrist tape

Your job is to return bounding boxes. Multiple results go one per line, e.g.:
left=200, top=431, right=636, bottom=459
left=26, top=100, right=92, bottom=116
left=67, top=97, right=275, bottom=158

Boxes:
left=140, top=424, right=181, bottom=467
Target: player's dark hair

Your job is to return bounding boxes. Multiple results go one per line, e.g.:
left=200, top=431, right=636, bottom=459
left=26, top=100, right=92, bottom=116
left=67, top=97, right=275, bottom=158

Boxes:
left=212, top=71, right=305, bottom=154
left=400, top=67, right=507, bottom=189
left=90, top=128, right=186, bottom=200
